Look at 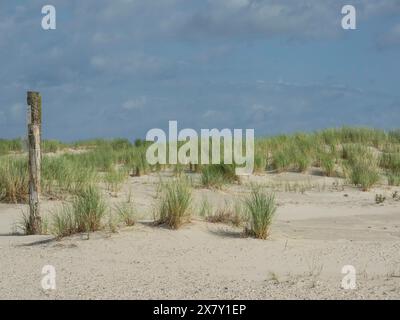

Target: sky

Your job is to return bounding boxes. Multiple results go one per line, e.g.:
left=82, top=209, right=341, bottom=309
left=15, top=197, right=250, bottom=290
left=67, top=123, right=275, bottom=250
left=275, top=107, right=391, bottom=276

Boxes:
left=0, top=0, right=399, bottom=141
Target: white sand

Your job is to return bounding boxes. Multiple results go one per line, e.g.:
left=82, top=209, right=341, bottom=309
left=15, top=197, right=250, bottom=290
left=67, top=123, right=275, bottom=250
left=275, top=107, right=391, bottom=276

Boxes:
left=1, top=171, right=399, bottom=299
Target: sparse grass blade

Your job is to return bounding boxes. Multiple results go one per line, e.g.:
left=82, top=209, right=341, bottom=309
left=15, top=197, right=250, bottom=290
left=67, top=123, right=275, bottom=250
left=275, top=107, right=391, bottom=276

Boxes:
left=115, top=202, right=136, bottom=226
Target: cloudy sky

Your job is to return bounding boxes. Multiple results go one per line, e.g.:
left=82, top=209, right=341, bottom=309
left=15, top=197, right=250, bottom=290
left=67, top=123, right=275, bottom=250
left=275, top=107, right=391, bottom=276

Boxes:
left=0, top=0, right=399, bottom=141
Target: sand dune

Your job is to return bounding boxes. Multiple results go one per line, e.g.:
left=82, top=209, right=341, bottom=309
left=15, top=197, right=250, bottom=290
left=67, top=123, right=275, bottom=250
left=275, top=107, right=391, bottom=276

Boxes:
left=1, top=171, right=399, bottom=299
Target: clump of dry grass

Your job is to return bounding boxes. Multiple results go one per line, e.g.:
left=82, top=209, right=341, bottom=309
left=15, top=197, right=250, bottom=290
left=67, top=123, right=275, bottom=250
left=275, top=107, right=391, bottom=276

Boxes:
left=205, top=199, right=244, bottom=227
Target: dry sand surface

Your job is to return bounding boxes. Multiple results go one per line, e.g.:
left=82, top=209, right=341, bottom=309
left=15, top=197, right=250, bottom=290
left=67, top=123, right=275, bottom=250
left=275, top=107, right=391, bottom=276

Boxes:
left=1, top=171, right=400, bottom=299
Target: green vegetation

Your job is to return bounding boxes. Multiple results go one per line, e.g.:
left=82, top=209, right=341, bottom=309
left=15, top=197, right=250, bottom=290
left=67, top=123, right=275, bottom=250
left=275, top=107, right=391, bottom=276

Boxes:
left=51, top=186, right=106, bottom=239
left=115, top=202, right=136, bottom=226
left=198, top=196, right=212, bottom=218
left=201, top=164, right=238, bottom=189
left=0, top=157, right=28, bottom=203
left=1, top=127, right=400, bottom=205
left=104, top=167, right=128, bottom=192
left=244, top=186, right=277, bottom=240
left=342, top=145, right=381, bottom=191
left=0, top=138, right=22, bottom=156
left=155, top=178, right=192, bottom=229
left=205, top=199, right=244, bottom=227
left=42, top=140, right=67, bottom=153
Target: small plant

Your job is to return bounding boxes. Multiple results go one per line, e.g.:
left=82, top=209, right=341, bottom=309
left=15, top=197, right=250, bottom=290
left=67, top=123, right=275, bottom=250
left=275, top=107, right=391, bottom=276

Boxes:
left=18, top=210, right=49, bottom=235
left=201, top=164, right=237, bottom=189
left=268, top=271, right=280, bottom=284
left=115, top=202, right=136, bottom=226
left=244, top=186, right=277, bottom=239
left=50, top=187, right=106, bottom=239
left=156, top=178, right=192, bottom=229
left=375, top=194, right=386, bottom=204
left=348, top=159, right=380, bottom=191
left=51, top=204, right=76, bottom=239
left=206, top=199, right=244, bottom=227
left=344, top=146, right=380, bottom=191
left=294, top=152, right=311, bottom=173
left=198, top=196, right=212, bottom=218
left=392, top=191, right=400, bottom=201
left=73, top=186, right=106, bottom=232
left=104, top=167, right=127, bottom=192
left=106, top=212, right=118, bottom=233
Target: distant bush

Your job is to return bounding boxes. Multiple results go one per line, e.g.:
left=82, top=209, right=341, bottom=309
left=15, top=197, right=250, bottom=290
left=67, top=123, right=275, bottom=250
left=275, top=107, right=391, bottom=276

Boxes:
left=0, top=138, right=22, bottom=155
left=42, top=140, right=66, bottom=153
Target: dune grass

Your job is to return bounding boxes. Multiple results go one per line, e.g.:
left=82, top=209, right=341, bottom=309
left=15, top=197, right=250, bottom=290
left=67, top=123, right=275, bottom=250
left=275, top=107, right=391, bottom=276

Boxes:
left=0, top=138, right=22, bottom=156
left=198, top=196, right=213, bottom=218
left=1, top=127, right=399, bottom=206
left=244, top=186, right=276, bottom=239
left=115, top=201, right=136, bottom=226
left=201, top=164, right=238, bottom=189
left=51, top=186, right=106, bottom=238
left=0, top=157, right=28, bottom=203
left=155, top=178, right=192, bottom=229
left=104, top=167, right=128, bottom=192
left=342, top=144, right=381, bottom=191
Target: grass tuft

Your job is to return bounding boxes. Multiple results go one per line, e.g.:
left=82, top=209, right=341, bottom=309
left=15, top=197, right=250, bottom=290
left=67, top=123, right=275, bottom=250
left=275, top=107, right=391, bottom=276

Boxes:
left=155, top=178, right=192, bottom=229
left=0, top=157, right=28, bottom=203
left=50, top=186, right=106, bottom=239
left=201, top=164, right=237, bottom=189
left=244, top=186, right=276, bottom=239
left=115, top=202, right=136, bottom=226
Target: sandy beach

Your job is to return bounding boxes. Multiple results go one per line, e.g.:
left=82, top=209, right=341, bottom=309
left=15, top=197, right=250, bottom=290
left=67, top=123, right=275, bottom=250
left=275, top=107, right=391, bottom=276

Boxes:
left=1, top=171, right=399, bottom=299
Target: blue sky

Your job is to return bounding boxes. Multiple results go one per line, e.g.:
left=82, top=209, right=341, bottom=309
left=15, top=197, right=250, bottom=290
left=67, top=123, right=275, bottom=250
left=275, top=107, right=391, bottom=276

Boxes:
left=0, top=0, right=399, bottom=141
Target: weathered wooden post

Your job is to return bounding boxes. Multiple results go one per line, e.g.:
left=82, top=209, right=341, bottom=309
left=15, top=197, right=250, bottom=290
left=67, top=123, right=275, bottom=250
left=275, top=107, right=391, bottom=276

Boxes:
left=27, top=91, right=42, bottom=234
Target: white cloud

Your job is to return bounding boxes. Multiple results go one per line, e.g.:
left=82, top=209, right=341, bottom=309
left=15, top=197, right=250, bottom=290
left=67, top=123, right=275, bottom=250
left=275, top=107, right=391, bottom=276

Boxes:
left=122, top=96, right=147, bottom=110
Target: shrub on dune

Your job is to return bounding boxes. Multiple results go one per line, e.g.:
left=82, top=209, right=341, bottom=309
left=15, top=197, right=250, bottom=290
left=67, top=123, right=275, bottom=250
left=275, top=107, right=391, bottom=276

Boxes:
left=244, top=186, right=277, bottom=240
left=156, top=178, right=192, bottom=229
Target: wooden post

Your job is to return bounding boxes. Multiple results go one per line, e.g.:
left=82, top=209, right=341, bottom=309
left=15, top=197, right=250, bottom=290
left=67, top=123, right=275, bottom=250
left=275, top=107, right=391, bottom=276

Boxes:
left=27, top=91, right=42, bottom=234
